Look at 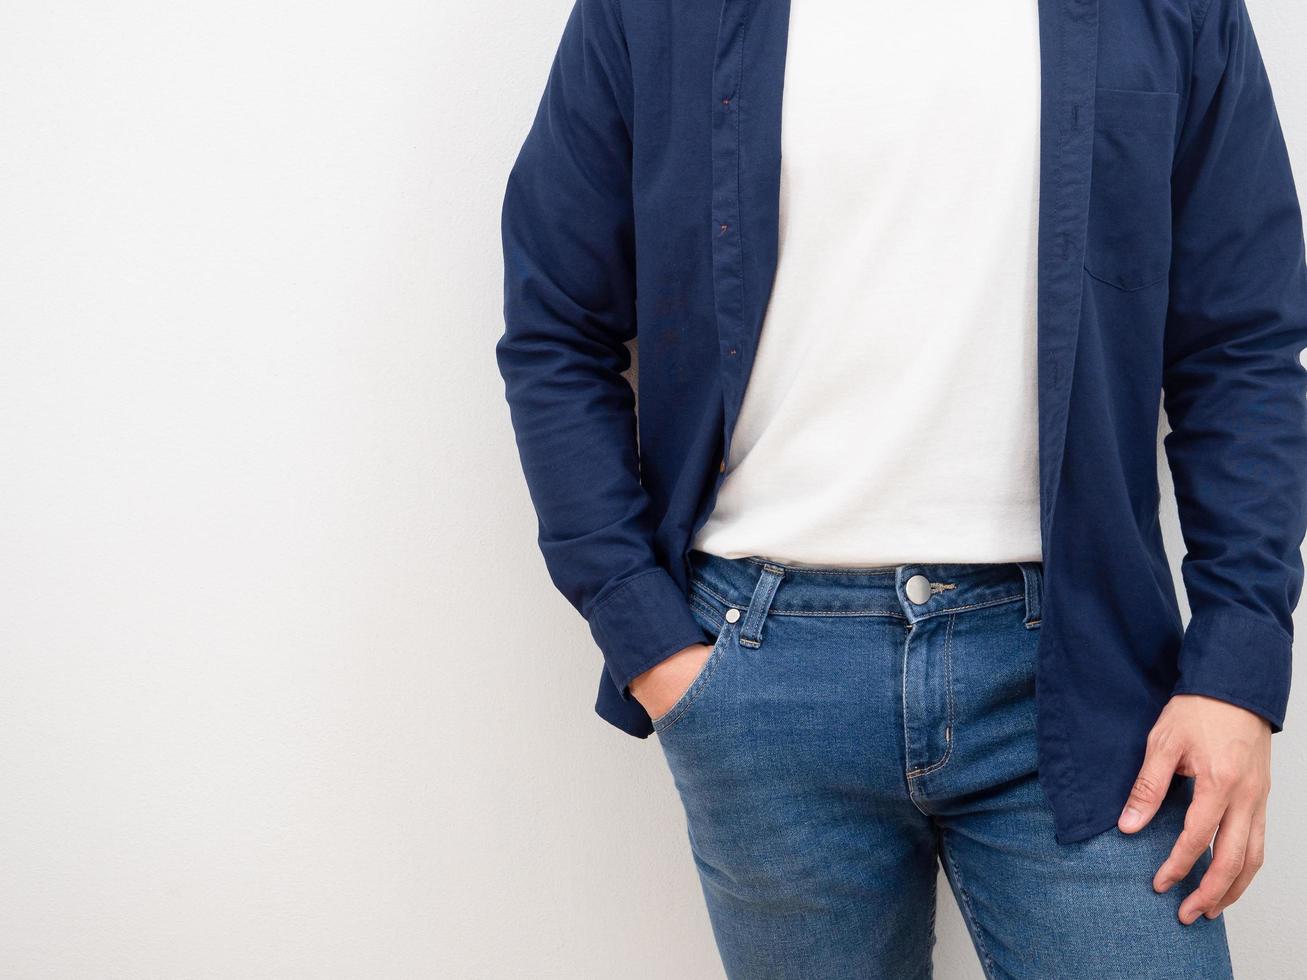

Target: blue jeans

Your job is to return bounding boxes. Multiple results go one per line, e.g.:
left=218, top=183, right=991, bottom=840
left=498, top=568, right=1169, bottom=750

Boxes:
left=654, top=551, right=1233, bottom=980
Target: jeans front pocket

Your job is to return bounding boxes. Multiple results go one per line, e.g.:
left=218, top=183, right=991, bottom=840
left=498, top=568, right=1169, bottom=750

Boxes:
left=1083, top=88, right=1179, bottom=292
left=651, top=589, right=738, bottom=735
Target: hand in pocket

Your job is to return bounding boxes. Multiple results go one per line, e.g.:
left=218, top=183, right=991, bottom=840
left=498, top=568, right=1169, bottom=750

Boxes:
left=630, top=642, right=715, bottom=720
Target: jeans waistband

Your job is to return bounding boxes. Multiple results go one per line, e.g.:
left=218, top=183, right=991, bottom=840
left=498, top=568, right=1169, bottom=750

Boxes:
left=686, top=549, right=1043, bottom=645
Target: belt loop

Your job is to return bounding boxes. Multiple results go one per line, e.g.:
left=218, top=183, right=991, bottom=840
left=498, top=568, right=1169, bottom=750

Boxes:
left=1018, top=562, right=1043, bottom=629
left=739, top=562, right=785, bottom=648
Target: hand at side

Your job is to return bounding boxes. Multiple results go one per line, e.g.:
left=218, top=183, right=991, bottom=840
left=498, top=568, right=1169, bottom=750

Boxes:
left=1118, top=693, right=1272, bottom=924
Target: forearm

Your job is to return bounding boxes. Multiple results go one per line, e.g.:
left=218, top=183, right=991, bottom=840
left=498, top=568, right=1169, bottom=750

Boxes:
left=496, top=0, right=705, bottom=698
left=1161, top=0, right=1307, bottom=729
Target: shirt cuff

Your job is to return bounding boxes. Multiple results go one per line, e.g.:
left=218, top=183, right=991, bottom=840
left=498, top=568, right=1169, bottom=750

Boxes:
left=587, top=566, right=711, bottom=699
left=1171, top=606, right=1293, bottom=733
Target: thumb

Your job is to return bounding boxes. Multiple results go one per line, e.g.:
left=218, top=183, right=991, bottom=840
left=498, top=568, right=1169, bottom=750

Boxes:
left=1119, top=736, right=1180, bottom=834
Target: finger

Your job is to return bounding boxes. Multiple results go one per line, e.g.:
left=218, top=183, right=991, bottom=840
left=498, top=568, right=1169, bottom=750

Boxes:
left=1207, top=802, right=1266, bottom=918
left=1179, top=801, right=1253, bottom=925
left=1154, top=779, right=1226, bottom=894
left=1119, top=735, right=1182, bottom=833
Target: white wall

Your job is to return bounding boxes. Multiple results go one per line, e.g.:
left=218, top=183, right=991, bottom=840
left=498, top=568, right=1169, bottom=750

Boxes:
left=0, top=2, right=1305, bottom=977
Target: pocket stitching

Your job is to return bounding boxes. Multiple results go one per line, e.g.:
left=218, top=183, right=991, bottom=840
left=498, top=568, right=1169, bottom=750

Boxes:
left=689, top=578, right=734, bottom=611
left=651, top=620, right=734, bottom=735
left=1083, top=88, right=1177, bottom=292
left=688, top=589, right=725, bottom=625
left=1092, top=88, right=1179, bottom=124
left=1083, top=264, right=1169, bottom=292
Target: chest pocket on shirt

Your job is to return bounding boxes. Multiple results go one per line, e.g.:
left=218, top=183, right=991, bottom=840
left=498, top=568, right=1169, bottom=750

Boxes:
left=1083, top=88, right=1180, bottom=292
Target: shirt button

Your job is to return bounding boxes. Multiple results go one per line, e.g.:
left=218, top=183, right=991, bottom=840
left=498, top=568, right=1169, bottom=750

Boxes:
left=905, top=574, right=932, bottom=605
left=724, top=607, right=741, bottom=623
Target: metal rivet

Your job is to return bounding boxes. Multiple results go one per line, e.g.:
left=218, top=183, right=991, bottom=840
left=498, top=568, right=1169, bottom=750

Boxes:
left=724, top=607, right=741, bottom=623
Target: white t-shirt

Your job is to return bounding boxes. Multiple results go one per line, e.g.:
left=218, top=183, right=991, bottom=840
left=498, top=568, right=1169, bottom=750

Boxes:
left=692, top=1, right=1044, bottom=565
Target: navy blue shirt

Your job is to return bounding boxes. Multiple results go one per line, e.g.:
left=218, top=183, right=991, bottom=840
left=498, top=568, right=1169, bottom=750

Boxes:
left=496, top=0, right=1307, bottom=843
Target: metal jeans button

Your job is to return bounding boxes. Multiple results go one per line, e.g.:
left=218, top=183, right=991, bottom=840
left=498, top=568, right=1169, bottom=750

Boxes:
left=905, top=574, right=932, bottom=605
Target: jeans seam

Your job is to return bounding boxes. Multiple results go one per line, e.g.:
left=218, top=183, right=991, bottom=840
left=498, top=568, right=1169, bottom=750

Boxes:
left=902, top=621, right=915, bottom=802
left=771, top=608, right=907, bottom=620
left=689, top=579, right=734, bottom=610
left=940, top=829, right=998, bottom=980
left=741, top=555, right=897, bottom=574
left=926, top=848, right=939, bottom=974
left=688, top=591, right=724, bottom=630
left=914, top=593, right=1025, bottom=620
left=905, top=613, right=956, bottom=780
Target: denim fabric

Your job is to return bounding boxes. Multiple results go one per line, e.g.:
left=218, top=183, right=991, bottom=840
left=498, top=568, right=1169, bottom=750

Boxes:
left=497, top=0, right=1307, bottom=843
left=656, top=551, right=1233, bottom=980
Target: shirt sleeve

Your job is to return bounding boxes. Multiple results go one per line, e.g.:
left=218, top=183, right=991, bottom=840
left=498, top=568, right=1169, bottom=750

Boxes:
left=495, top=0, right=708, bottom=700
left=1163, top=0, right=1307, bottom=731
